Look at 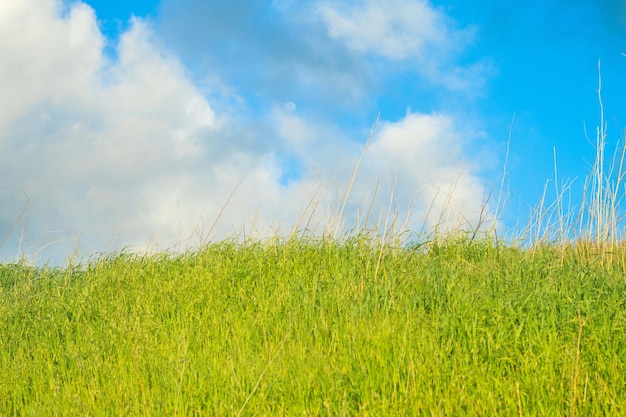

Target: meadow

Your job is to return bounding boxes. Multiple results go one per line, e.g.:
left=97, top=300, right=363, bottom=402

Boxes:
left=2, top=237, right=626, bottom=415
left=2, top=78, right=626, bottom=415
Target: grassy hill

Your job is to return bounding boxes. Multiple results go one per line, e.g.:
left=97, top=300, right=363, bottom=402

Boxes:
left=2, top=237, right=626, bottom=415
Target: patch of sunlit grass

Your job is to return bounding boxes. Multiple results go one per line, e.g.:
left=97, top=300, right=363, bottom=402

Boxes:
left=2, top=234, right=626, bottom=415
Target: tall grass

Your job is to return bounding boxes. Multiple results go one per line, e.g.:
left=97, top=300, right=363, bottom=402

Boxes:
left=580, top=62, right=626, bottom=246
left=522, top=60, right=626, bottom=250
left=2, top=239, right=626, bottom=415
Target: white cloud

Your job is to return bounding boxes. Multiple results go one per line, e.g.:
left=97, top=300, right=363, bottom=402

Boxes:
left=359, top=113, right=491, bottom=232
left=317, top=0, right=484, bottom=90
left=272, top=107, right=494, bottom=236
left=318, top=0, right=445, bottom=60
left=0, top=0, right=494, bottom=265
left=0, top=0, right=282, bottom=262
left=0, top=0, right=103, bottom=127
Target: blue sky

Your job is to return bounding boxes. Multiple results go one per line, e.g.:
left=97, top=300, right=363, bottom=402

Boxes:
left=2, top=0, right=626, bottom=264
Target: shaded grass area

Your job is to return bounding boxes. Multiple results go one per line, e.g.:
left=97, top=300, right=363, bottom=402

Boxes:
left=2, top=238, right=626, bottom=415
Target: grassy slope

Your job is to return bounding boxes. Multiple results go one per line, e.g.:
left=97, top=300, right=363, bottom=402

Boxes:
left=2, top=238, right=626, bottom=415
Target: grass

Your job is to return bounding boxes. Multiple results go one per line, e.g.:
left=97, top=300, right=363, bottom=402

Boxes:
left=521, top=60, right=626, bottom=248
left=2, top=239, right=626, bottom=415
left=3, top=62, right=626, bottom=415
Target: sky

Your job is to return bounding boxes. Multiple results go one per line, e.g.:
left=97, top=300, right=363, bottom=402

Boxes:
left=2, top=0, right=626, bottom=264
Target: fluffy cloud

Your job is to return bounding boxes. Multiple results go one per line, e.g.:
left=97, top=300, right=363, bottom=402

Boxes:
left=318, top=0, right=451, bottom=60
left=360, top=113, right=491, bottom=232
left=0, top=0, right=494, bottom=265
left=317, top=0, right=486, bottom=90
left=0, top=0, right=103, bottom=127
left=272, top=108, right=494, bottom=237
left=0, top=0, right=283, bottom=262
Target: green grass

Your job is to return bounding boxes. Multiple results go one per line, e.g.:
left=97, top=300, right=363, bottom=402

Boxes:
left=2, top=237, right=626, bottom=415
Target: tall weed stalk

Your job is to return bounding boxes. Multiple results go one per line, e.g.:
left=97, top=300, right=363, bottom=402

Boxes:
left=523, top=60, right=626, bottom=250
left=580, top=60, right=626, bottom=246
